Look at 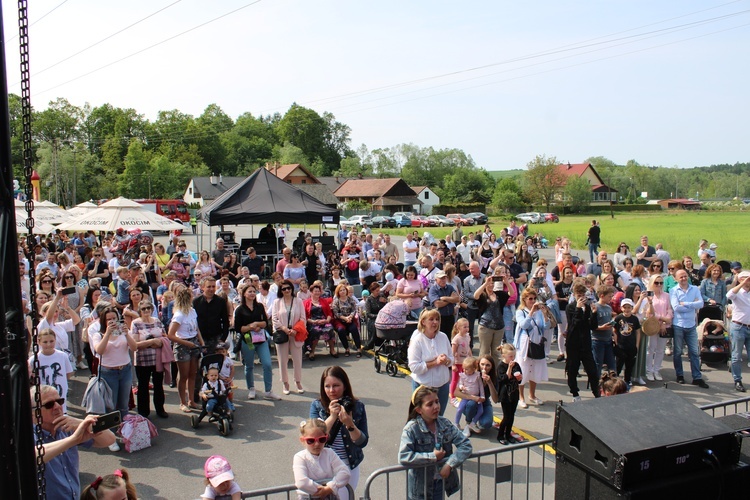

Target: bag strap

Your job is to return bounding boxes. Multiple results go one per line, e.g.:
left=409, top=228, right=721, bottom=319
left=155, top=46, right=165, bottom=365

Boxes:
left=286, top=301, right=294, bottom=328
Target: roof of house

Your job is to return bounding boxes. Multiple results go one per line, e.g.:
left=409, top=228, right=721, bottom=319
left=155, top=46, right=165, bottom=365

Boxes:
left=294, top=184, right=339, bottom=206
left=333, top=178, right=416, bottom=198
left=557, top=162, right=609, bottom=189
left=374, top=195, right=423, bottom=206
left=318, top=176, right=359, bottom=194
left=191, top=177, right=245, bottom=201
left=412, top=186, right=428, bottom=194
left=267, top=163, right=319, bottom=182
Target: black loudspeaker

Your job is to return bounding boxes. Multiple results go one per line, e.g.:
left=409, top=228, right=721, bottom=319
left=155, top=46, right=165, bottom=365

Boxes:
left=555, top=453, right=750, bottom=499
left=553, top=389, right=740, bottom=490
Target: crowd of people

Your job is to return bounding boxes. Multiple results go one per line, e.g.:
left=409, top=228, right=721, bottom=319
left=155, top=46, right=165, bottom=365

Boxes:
left=18, top=217, right=750, bottom=499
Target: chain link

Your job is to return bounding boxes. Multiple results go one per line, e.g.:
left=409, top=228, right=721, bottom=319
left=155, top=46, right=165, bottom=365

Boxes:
left=17, top=0, right=47, bottom=495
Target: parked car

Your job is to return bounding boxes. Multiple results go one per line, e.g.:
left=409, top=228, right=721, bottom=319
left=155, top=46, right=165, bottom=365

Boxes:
left=446, top=213, right=475, bottom=226
left=348, top=215, right=373, bottom=227
left=427, top=215, right=455, bottom=227
left=324, top=215, right=347, bottom=230
left=515, top=212, right=543, bottom=224
left=543, top=213, right=560, bottom=223
left=393, top=214, right=412, bottom=227
left=371, top=215, right=397, bottom=228
left=465, top=212, right=488, bottom=225
left=410, top=215, right=434, bottom=227
left=393, top=211, right=413, bottom=219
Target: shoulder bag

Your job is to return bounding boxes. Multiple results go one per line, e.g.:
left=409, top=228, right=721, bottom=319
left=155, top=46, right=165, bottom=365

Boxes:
left=273, top=301, right=293, bottom=344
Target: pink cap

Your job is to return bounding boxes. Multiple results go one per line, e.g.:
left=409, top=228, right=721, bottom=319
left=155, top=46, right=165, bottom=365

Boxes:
left=204, top=455, right=234, bottom=487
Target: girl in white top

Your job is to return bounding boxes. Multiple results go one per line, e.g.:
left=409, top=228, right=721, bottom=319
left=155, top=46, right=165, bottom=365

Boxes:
left=168, top=287, right=205, bottom=412
left=293, top=418, right=350, bottom=500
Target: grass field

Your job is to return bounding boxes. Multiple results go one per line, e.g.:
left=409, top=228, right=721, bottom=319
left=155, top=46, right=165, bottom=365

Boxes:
left=381, top=212, right=750, bottom=264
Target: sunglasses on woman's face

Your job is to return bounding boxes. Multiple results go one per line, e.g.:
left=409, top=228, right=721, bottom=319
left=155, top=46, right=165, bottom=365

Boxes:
left=41, top=280, right=52, bottom=284
left=65, top=275, right=75, bottom=279
left=304, top=435, right=328, bottom=445
left=281, top=287, right=292, bottom=292
left=41, top=398, right=64, bottom=409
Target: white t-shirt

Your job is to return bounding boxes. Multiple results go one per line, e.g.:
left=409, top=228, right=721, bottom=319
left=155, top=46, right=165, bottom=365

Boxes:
left=403, top=240, right=418, bottom=262
left=201, top=481, right=241, bottom=499
left=171, top=309, right=199, bottom=339
left=28, top=350, right=73, bottom=411
left=38, top=318, right=75, bottom=352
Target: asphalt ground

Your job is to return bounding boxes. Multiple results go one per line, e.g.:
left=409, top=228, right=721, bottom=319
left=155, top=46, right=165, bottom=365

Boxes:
left=63, top=225, right=748, bottom=498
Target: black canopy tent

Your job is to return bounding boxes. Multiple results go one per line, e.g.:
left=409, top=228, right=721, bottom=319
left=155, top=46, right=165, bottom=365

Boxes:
left=197, top=167, right=340, bottom=226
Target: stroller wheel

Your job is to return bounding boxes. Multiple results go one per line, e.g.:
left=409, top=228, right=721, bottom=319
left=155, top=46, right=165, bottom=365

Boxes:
left=386, top=360, right=398, bottom=377
left=190, top=415, right=199, bottom=429
left=374, top=356, right=382, bottom=373
left=219, top=418, right=231, bottom=436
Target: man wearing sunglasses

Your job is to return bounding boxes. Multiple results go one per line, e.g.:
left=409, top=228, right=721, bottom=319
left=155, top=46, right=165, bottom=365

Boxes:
left=31, top=385, right=116, bottom=499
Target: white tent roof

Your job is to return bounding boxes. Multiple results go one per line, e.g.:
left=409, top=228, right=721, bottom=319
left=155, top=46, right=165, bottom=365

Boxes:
left=15, top=210, right=56, bottom=234
left=57, top=196, right=186, bottom=232
left=67, top=201, right=99, bottom=217
left=14, top=199, right=71, bottom=224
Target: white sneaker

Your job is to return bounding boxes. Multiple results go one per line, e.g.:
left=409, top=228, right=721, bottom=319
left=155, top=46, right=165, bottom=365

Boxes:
left=263, top=391, right=281, bottom=401
left=108, top=442, right=120, bottom=452
left=518, top=400, right=528, bottom=409
left=636, top=377, right=647, bottom=385
left=572, top=396, right=582, bottom=403
left=646, top=373, right=655, bottom=381
left=449, top=397, right=460, bottom=408
left=462, top=426, right=471, bottom=438
left=664, top=347, right=672, bottom=356
left=76, top=360, right=88, bottom=370
left=468, top=423, right=481, bottom=434
left=654, top=372, right=663, bottom=381
left=247, top=388, right=256, bottom=400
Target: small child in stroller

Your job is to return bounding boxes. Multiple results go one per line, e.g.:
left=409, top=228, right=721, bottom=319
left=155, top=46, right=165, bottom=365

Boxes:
left=198, top=367, right=232, bottom=420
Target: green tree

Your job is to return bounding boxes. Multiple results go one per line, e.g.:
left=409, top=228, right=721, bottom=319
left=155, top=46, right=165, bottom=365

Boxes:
left=277, top=103, right=329, bottom=171
left=492, top=189, right=525, bottom=213
left=195, top=103, right=233, bottom=174
left=441, top=167, right=494, bottom=203
left=564, top=175, right=592, bottom=213
left=371, top=146, right=403, bottom=177
left=522, top=154, right=565, bottom=211
left=119, top=140, right=152, bottom=198
left=275, top=141, right=310, bottom=167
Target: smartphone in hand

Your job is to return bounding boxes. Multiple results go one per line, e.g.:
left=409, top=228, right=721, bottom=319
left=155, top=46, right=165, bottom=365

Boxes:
left=91, top=411, right=121, bottom=433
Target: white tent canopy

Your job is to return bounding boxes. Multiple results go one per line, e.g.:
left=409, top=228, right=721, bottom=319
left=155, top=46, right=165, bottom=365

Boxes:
left=57, top=196, right=186, bottom=232
left=14, top=199, right=71, bottom=225
left=15, top=209, right=56, bottom=234
left=67, top=201, right=99, bottom=217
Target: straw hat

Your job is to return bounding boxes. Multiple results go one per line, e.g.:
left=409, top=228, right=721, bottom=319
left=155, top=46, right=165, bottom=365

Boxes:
left=641, top=317, right=660, bottom=336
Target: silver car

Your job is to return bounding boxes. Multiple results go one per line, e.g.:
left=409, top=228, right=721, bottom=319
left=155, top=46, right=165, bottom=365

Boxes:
left=515, top=212, right=543, bottom=224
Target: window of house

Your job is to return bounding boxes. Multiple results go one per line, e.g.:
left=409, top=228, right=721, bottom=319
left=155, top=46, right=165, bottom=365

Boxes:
left=301, top=180, right=306, bottom=184
left=189, top=187, right=192, bottom=195
left=424, top=191, right=429, bottom=199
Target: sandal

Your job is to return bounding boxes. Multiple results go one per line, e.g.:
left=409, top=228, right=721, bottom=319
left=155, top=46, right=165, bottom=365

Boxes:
left=188, top=402, right=200, bottom=410
left=356, top=351, right=362, bottom=358
left=309, top=354, right=315, bottom=361
left=180, top=404, right=192, bottom=413
left=329, top=350, right=339, bottom=358
left=345, top=350, right=351, bottom=357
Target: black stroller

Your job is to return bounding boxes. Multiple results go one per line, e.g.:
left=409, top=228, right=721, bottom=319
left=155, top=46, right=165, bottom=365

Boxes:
left=698, top=305, right=730, bottom=367
left=191, top=353, right=234, bottom=436
left=373, top=321, right=417, bottom=377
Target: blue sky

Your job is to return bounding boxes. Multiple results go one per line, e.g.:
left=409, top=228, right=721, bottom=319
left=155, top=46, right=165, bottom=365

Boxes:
left=3, top=0, right=748, bottom=170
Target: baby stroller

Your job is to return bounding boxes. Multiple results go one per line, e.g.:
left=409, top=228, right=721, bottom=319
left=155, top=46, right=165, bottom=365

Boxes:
left=191, top=353, right=234, bottom=436
left=698, top=306, right=730, bottom=367
left=373, top=321, right=416, bottom=377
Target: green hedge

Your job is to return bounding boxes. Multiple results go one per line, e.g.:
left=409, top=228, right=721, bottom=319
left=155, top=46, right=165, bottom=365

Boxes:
left=532, top=205, right=663, bottom=214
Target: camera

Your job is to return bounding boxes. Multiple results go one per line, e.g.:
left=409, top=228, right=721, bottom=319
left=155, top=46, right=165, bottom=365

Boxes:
left=338, top=395, right=354, bottom=413
left=647, top=291, right=654, bottom=297
left=492, top=276, right=502, bottom=282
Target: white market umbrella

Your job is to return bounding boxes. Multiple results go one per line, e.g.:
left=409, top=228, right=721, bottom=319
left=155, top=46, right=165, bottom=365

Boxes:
left=15, top=209, right=56, bottom=234
left=14, top=199, right=71, bottom=225
left=57, top=196, right=186, bottom=232
left=67, top=201, right=99, bottom=217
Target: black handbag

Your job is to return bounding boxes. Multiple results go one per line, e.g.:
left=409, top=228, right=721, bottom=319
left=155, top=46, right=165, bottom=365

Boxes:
left=527, top=338, right=546, bottom=360
left=273, top=301, right=293, bottom=344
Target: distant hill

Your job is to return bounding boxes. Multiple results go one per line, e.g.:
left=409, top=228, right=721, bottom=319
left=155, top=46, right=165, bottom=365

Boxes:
left=488, top=169, right=524, bottom=180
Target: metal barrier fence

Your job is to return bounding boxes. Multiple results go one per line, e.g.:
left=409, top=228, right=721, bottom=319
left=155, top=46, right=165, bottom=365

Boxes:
left=700, top=395, right=750, bottom=417
left=241, top=483, right=355, bottom=499
left=362, top=437, right=555, bottom=500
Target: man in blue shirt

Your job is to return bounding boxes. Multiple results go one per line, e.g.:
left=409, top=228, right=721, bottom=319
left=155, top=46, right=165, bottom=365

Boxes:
left=32, top=385, right=116, bottom=500
left=429, top=271, right=460, bottom=335
left=669, top=269, right=708, bottom=388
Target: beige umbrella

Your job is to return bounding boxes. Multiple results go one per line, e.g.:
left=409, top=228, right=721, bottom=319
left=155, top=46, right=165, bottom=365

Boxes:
left=14, top=199, right=71, bottom=225
left=57, top=196, right=186, bottom=232
left=15, top=209, right=56, bottom=234
left=67, top=201, right=99, bottom=217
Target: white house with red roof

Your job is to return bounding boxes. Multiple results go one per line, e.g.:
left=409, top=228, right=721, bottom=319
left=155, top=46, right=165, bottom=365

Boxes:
left=557, top=162, right=618, bottom=205
left=411, top=186, right=440, bottom=215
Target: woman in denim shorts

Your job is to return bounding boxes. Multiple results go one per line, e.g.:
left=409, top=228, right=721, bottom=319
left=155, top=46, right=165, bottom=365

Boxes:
left=168, top=287, right=204, bottom=412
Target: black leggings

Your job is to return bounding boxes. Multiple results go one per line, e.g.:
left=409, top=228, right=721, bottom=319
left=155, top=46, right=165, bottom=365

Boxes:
left=566, top=347, right=600, bottom=397
left=135, top=365, right=165, bottom=417
left=615, top=344, right=637, bottom=383
left=497, top=399, right=518, bottom=440
left=336, top=321, right=361, bottom=350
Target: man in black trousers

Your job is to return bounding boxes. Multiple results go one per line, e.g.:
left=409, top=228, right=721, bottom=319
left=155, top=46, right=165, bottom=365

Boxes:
left=565, top=282, right=600, bottom=402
